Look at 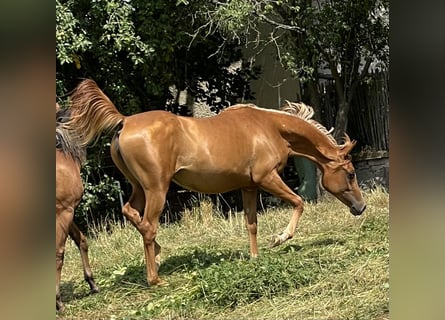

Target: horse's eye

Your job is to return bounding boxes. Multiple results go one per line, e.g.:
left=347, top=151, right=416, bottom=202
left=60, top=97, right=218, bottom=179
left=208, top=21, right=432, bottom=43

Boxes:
left=347, top=172, right=355, bottom=180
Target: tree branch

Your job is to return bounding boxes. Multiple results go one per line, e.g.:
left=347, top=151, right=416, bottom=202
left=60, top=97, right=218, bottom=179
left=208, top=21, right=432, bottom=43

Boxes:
left=358, top=57, right=372, bottom=81
left=258, top=13, right=304, bottom=32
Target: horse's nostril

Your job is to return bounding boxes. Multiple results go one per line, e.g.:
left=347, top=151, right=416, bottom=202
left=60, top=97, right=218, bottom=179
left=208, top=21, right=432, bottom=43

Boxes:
left=351, top=203, right=366, bottom=216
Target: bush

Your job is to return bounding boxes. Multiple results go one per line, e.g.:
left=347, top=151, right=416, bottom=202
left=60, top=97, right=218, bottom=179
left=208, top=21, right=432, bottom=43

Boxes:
left=76, top=138, right=123, bottom=230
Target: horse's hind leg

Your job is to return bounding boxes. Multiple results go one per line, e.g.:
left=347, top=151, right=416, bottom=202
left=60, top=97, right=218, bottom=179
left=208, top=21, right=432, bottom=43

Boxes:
left=139, top=188, right=168, bottom=286
left=121, top=184, right=162, bottom=271
left=110, top=134, right=163, bottom=284
left=111, top=133, right=146, bottom=227
left=259, top=171, right=304, bottom=247
left=56, top=211, right=72, bottom=312
left=68, top=222, right=99, bottom=294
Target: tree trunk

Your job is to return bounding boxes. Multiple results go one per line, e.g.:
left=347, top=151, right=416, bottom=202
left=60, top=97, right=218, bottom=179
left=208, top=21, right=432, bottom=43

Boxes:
left=334, top=99, right=350, bottom=142
left=306, top=79, right=321, bottom=121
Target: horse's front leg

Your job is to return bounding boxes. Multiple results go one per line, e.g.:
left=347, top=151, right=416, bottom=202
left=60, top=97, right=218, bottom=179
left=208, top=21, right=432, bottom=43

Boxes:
left=241, top=188, right=259, bottom=257
left=259, top=171, right=304, bottom=248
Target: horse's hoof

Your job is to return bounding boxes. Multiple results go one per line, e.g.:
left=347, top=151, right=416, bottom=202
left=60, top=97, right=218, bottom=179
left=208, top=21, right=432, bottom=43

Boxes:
left=269, top=235, right=282, bottom=248
left=90, top=286, right=100, bottom=294
left=56, top=302, right=65, bottom=313
left=149, top=278, right=168, bottom=287
left=158, top=279, right=169, bottom=287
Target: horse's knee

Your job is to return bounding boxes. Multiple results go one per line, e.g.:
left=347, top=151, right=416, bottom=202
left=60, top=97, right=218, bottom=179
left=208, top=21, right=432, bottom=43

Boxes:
left=141, top=224, right=157, bottom=245
left=293, top=197, right=304, bottom=212
left=56, top=251, right=64, bottom=270
left=246, top=222, right=257, bottom=235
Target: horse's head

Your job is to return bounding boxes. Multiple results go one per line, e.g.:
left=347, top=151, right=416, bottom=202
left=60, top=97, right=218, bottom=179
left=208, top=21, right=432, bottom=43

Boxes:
left=321, top=136, right=366, bottom=216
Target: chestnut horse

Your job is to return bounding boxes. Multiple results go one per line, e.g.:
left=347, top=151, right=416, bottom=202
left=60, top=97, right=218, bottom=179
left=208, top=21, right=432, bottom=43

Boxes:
left=56, top=105, right=99, bottom=311
left=62, top=79, right=366, bottom=287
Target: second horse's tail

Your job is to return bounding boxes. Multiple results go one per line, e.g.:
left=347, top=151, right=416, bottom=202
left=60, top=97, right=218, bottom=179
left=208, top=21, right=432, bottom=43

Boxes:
left=62, top=79, right=125, bottom=148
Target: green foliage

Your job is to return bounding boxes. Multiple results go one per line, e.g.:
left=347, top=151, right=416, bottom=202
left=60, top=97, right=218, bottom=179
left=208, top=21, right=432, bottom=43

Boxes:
left=96, top=0, right=152, bottom=65
left=193, top=252, right=314, bottom=307
left=56, top=0, right=92, bottom=65
left=78, top=161, right=121, bottom=224
left=56, top=0, right=257, bottom=113
left=76, top=138, right=122, bottom=228
left=213, top=0, right=255, bottom=42
left=308, top=0, right=389, bottom=70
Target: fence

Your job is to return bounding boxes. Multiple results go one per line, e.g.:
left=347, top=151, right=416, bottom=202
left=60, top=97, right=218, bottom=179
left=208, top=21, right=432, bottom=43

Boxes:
left=319, top=71, right=389, bottom=152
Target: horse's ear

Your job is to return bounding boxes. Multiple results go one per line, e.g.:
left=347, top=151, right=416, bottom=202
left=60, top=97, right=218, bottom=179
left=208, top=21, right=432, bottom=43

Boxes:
left=341, top=134, right=356, bottom=154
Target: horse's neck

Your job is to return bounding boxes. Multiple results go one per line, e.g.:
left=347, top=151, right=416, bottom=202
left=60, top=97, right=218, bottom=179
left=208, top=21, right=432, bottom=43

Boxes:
left=278, top=115, right=339, bottom=167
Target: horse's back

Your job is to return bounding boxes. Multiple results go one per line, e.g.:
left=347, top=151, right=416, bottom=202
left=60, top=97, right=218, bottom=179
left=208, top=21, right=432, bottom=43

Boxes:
left=120, top=109, right=240, bottom=147
left=118, top=106, right=284, bottom=164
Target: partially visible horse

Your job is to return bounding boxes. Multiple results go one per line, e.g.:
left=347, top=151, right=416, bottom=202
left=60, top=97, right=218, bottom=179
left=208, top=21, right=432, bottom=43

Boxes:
left=62, top=79, right=366, bottom=287
left=56, top=105, right=99, bottom=312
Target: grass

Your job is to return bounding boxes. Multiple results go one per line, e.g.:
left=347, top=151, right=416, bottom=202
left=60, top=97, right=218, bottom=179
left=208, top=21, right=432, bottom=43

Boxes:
left=57, top=188, right=389, bottom=320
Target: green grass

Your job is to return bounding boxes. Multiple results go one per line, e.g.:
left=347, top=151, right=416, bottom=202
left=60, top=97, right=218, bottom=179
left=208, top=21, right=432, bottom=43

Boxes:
left=58, top=188, right=389, bottom=320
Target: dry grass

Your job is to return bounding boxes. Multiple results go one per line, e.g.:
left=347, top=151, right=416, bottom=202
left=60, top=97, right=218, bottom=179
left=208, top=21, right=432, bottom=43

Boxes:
left=58, top=188, right=389, bottom=319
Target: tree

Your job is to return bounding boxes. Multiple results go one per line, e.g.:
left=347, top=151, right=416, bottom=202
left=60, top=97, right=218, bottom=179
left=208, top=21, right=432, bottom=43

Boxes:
left=183, top=0, right=389, bottom=140
left=56, top=0, right=258, bottom=112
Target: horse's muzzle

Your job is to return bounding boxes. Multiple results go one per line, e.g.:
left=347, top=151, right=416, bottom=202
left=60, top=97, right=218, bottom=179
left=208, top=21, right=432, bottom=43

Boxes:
left=350, top=204, right=366, bottom=216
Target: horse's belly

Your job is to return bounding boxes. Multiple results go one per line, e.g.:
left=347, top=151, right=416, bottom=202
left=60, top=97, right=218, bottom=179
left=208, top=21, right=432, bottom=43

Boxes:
left=172, top=170, right=251, bottom=194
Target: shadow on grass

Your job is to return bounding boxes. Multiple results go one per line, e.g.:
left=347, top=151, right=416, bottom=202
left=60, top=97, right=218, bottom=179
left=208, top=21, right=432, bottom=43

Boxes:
left=160, top=247, right=248, bottom=275
left=112, top=264, right=148, bottom=287
left=276, top=243, right=303, bottom=254
left=59, top=281, right=97, bottom=304
left=274, top=237, right=346, bottom=255
left=307, top=237, right=346, bottom=247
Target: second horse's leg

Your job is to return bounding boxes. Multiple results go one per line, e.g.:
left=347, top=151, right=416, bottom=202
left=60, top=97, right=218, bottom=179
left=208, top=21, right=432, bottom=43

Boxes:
left=68, top=222, right=99, bottom=293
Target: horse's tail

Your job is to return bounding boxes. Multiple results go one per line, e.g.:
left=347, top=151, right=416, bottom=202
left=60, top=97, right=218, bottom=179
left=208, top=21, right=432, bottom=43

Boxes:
left=61, top=79, right=125, bottom=148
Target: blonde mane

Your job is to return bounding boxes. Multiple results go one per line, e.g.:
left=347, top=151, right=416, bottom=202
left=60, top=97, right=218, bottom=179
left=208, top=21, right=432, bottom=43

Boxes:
left=225, top=101, right=341, bottom=146
left=279, top=101, right=338, bottom=146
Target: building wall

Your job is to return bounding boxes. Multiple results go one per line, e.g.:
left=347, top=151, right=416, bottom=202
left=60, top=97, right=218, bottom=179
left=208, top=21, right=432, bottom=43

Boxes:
left=244, top=45, right=300, bottom=108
